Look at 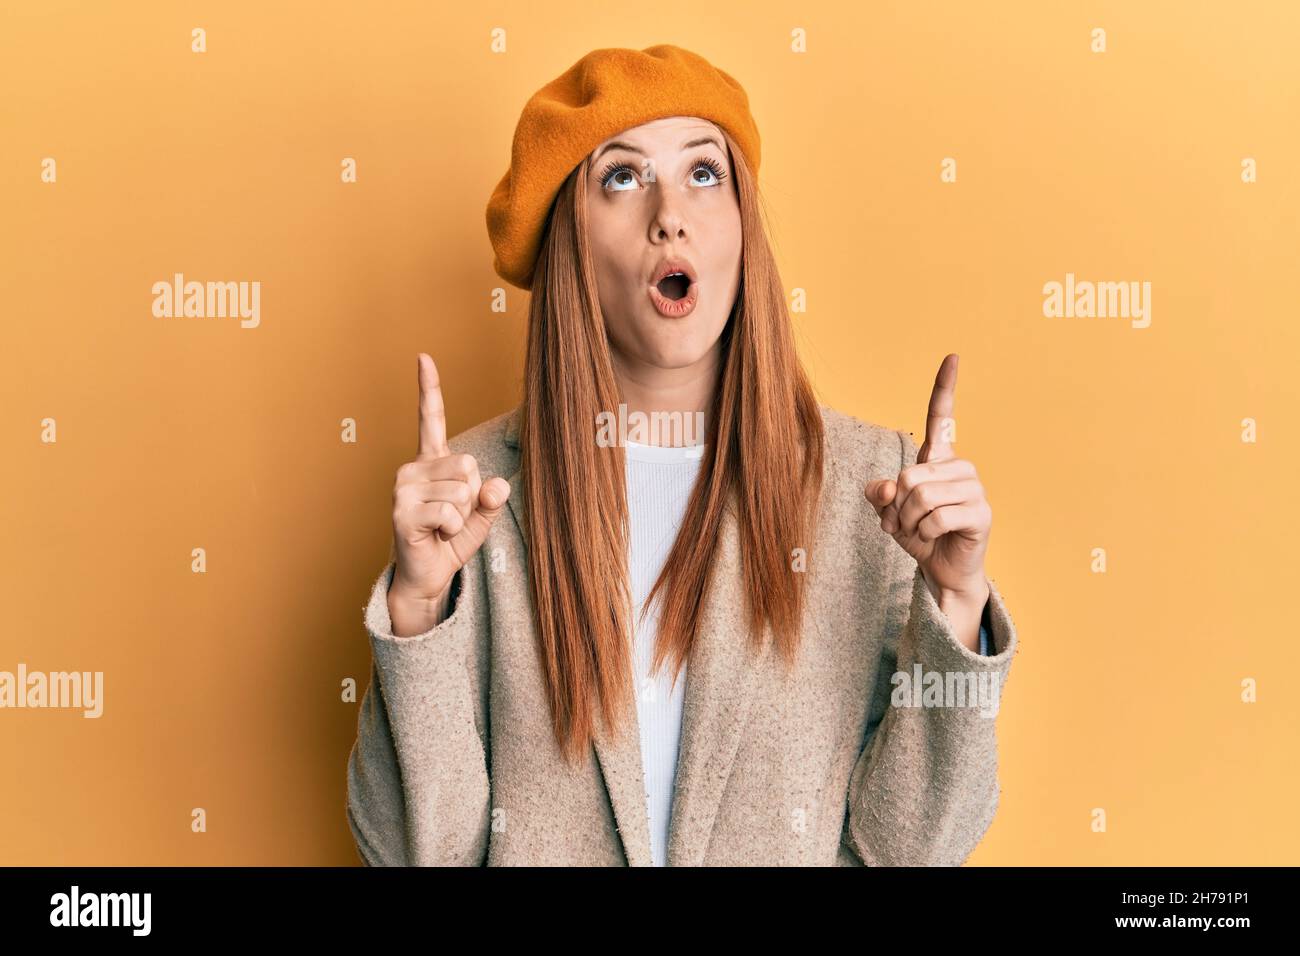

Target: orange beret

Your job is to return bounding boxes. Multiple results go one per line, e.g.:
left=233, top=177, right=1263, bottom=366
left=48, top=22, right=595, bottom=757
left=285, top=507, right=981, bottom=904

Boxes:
left=485, top=44, right=762, bottom=290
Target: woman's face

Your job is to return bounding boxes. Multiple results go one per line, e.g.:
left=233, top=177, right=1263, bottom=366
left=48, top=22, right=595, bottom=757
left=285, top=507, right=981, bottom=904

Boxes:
left=585, top=115, right=743, bottom=375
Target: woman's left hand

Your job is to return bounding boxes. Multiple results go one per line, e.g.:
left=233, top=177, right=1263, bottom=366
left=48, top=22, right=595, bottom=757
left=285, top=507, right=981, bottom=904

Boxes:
left=865, top=354, right=991, bottom=607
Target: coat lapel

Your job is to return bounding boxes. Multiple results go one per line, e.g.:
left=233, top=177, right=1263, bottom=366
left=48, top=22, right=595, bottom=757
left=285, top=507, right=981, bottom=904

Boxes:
left=502, top=408, right=526, bottom=548
left=500, top=407, right=768, bottom=867
left=663, top=500, right=772, bottom=866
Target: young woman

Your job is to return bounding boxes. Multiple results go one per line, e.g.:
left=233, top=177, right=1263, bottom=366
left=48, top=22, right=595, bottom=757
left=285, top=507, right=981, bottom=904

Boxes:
left=347, top=44, right=1018, bottom=867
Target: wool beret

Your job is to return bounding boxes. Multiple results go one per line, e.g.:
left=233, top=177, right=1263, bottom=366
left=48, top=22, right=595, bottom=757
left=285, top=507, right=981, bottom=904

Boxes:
left=485, top=44, right=762, bottom=290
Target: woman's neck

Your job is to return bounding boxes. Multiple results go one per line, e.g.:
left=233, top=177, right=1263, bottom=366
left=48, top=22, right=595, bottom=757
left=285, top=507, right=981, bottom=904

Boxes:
left=609, top=346, right=718, bottom=447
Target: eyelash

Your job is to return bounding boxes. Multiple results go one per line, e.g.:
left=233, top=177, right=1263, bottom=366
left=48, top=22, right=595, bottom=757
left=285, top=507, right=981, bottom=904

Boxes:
left=597, top=155, right=729, bottom=190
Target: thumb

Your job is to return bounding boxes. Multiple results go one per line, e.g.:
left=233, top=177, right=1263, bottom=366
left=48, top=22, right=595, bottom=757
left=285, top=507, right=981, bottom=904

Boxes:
left=864, top=477, right=897, bottom=512
left=477, top=476, right=511, bottom=518
left=453, top=477, right=511, bottom=558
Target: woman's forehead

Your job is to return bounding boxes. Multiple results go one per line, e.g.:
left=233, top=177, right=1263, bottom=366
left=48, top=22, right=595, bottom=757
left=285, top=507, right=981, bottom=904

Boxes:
left=589, top=116, right=722, bottom=157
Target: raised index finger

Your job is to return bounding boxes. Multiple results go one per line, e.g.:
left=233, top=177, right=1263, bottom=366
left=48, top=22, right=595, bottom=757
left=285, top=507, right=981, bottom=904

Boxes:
left=417, top=353, right=450, bottom=460
left=918, top=353, right=959, bottom=464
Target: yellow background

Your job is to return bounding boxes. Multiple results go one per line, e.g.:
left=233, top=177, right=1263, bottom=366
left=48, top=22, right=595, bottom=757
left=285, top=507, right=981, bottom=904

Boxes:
left=1, top=1, right=1297, bottom=865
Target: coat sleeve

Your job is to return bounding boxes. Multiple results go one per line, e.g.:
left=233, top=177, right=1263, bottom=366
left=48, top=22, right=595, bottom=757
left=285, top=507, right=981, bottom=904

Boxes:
left=345, top=547, right=493, bottom=866
left=842, top=427, right=1019, bottom=866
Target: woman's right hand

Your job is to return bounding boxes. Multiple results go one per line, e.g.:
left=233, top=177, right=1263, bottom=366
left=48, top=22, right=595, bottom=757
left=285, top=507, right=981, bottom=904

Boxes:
left=388, top=353, right=511, bottom=635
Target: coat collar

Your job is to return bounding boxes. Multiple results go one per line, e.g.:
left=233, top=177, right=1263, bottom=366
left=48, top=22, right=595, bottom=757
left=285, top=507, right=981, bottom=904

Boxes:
left=500, top=405, right=772, bottom=866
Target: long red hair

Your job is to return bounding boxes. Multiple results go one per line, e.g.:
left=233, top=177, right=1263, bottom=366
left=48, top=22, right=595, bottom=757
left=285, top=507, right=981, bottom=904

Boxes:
left=519, top=128, right=825, bottom=764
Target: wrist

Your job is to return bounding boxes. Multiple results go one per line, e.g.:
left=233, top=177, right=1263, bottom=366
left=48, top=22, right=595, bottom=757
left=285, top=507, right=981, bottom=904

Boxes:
left=920, top=566, right=990, bottom=611
left=389, top=567, right=452, bottom=607
left=387, top=580, right=452, bottom=636
left=932, top=576, right=990, bottom=654
left=937, top=577, right=990, bottom=616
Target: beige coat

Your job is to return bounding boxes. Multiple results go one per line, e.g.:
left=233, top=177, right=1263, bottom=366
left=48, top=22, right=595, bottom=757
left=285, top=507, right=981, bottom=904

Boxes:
left=346, top=405, right=1020, bottom=866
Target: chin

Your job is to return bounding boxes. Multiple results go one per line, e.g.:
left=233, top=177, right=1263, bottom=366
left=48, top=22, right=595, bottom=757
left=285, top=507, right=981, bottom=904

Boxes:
left=636, top=328, right=716, bottom=370
left=630, top=311, right=725, bottom=366
left=643, top=347, right=709, bottom=370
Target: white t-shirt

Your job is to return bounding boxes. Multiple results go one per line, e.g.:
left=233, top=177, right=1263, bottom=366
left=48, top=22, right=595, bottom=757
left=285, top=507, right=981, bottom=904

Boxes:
left=624, top=437, right=705, bottom=867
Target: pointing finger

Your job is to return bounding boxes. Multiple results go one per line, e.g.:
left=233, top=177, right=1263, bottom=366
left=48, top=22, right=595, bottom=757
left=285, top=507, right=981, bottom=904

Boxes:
left=417, top=353, right=450, bottom=461
left=920, top=353, right=959, bottom=464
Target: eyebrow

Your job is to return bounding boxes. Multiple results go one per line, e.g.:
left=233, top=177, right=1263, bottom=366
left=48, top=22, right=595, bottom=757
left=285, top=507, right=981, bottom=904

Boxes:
left=592, top=135, right=725, bottom=163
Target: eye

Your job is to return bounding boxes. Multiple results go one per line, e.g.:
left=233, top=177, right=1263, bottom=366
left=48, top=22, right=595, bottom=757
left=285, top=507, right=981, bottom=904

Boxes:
left=597, top=161, right=640, bottom=191
left=689, top=156, right=728, bottom=187
left=596, top=155, right=730, bottom=191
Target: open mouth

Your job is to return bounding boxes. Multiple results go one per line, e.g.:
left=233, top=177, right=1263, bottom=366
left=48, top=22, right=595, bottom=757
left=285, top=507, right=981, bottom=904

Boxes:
left=656, top=272, right=692, bottom=301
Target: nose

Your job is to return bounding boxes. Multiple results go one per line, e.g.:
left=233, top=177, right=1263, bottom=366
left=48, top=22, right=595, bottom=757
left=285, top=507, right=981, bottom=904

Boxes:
left=648, top=188, right=689, bottom=244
